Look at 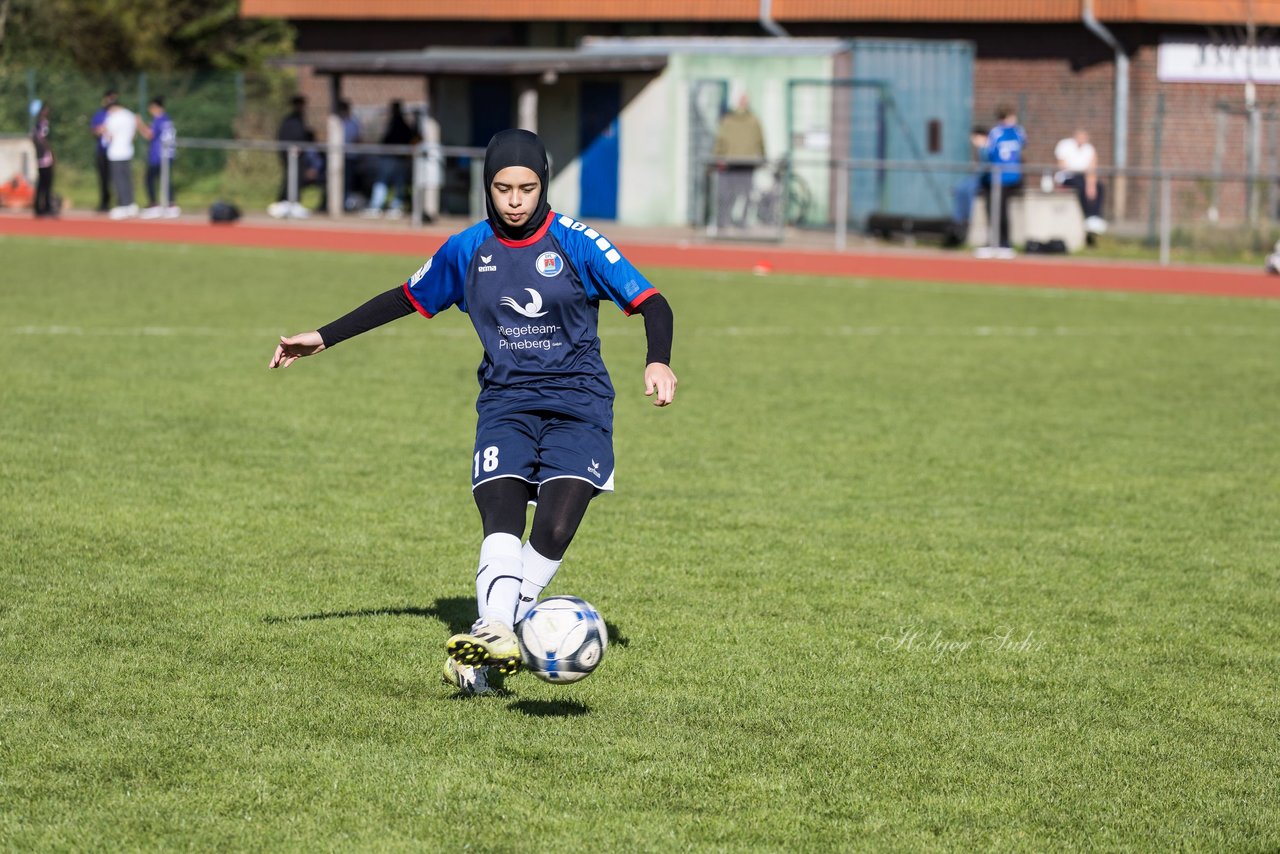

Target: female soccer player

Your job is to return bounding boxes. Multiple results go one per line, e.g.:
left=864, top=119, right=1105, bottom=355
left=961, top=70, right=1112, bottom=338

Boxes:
left=269, top=129, right=677, bottom=694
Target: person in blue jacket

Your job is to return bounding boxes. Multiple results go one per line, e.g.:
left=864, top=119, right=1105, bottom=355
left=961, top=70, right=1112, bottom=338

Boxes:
left=269, top=129, right=678, bottom=695
left=978, top=105, right=1026, bottom=257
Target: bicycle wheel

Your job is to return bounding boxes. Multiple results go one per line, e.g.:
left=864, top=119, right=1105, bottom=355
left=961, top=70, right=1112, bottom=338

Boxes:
left=785, top=172, right=812, bottom=227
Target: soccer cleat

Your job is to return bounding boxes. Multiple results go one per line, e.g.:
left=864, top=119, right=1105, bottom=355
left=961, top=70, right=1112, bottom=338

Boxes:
left=441, top=658, right=503, bottom=696
left=447, top=620, right=523, bottom=675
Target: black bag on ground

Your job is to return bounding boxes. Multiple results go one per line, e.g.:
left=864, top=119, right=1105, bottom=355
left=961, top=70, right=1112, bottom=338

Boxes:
left=209, top=201, right=241, bottom=223
left=1025, top=239, right=1067, bottom=254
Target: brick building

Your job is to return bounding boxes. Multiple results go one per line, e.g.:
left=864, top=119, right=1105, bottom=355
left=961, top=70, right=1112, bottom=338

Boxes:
left=241, top=1, right=1280, bottom=224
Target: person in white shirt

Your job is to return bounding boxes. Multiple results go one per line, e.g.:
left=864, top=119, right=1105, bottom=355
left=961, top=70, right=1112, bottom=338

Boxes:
left=103, top=102, right=139, bottom=219
left=1054, top=128, right=1106, bottom=234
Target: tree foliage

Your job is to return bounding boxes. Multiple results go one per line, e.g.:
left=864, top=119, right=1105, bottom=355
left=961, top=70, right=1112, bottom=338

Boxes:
left=0, top=0, right=294, bottom=71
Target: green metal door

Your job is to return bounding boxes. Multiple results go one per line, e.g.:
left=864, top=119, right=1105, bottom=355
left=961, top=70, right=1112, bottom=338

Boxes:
left=849, top=38, right=975, bottom=222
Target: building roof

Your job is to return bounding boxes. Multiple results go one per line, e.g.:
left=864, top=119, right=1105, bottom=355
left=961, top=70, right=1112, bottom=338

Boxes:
left=277, top=38, right=849, bottom=77
left=241, top=0, right=1280, bottom=25
left=279, top=46, right=670, bottom=77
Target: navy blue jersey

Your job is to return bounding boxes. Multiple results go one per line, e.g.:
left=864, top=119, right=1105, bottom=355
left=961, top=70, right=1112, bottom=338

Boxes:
left=404, top=211, right=658, bottom=430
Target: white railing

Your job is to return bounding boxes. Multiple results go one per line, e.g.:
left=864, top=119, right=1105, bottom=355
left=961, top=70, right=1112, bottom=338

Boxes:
left=164, top=137, right=488, bottom=227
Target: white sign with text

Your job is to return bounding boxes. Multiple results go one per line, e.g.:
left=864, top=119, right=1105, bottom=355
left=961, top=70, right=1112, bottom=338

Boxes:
left=1158, top=37, right=1280, bottom=84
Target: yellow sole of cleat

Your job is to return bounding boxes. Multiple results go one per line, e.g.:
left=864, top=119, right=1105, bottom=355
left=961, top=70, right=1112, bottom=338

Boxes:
left=446, top=639, right=487, bottom=667
left=447, top=631, right=522, bottom=673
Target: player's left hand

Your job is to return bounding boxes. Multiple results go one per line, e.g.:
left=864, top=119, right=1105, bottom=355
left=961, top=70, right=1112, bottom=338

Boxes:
left=644, top=363, right=677, bottom=407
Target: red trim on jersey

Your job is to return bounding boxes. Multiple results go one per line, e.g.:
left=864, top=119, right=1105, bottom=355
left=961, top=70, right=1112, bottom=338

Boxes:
left=402, top=281, right=434, bottom=318
left=623, top=286, right=659, bottom=316
left=494, top=210, right=554, bottom=248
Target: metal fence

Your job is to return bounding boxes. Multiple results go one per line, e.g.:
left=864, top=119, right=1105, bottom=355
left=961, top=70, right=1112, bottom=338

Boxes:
left=6, top=126, right=1277, bottom=266
left=696, top=154, right=1280, bottom=265
left=167, top=137, right=489, bottom=226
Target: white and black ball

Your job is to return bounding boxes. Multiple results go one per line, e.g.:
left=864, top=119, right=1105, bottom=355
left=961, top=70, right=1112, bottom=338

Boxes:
left=517, top=596, right=608, bottom=684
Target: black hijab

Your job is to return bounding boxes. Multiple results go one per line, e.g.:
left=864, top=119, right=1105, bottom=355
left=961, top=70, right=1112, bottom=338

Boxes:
left=483, top=129, right=551, bottom=241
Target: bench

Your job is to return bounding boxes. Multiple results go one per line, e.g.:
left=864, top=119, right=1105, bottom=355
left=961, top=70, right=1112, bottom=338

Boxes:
left=967, top=188, right=1086, bottom=252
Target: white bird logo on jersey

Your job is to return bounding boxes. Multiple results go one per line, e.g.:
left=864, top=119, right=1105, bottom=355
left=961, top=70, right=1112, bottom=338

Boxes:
left=500, top=288, right=549, bottom=318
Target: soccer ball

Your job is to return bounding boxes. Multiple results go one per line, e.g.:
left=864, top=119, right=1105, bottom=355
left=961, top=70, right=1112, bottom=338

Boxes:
left=517, top=596, right=608, bottom=684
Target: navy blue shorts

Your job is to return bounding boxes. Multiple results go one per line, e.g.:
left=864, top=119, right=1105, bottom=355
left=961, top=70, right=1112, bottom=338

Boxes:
left=472, top=411, right=615, bottom=494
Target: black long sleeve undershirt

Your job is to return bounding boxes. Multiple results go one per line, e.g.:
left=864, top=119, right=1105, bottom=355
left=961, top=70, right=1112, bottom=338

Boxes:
left=317, top=286, right=414, bottom=348
left=316, top=285, right=674, bottom=367
left=635, top=293, right=673, bottom=366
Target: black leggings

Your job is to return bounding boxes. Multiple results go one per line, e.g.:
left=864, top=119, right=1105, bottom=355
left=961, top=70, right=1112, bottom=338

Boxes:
left=474, top=477, right=596, bottom=561
left=146, top=163, right=174, bottom=207
left=35, top=166, right=54, bottom=216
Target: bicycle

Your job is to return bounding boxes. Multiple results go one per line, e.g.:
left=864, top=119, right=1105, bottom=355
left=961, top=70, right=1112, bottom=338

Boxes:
left=753, top=161, right=811, bottom=228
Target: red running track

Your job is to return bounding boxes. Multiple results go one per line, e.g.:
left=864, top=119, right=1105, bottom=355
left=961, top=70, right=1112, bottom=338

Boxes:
left=3, top=213, right=1278, bottom=300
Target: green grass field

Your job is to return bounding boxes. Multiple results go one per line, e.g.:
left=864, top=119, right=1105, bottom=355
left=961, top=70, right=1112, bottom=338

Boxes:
left=2, top=234, right=1278, bottom=850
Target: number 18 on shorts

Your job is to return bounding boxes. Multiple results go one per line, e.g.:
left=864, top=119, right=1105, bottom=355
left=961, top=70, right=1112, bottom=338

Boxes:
left=471, top=411, right=615, bottom=493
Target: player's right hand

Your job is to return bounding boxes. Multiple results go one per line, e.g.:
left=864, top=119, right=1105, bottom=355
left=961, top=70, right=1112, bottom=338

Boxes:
left=269, top=331, right=325, bottom=369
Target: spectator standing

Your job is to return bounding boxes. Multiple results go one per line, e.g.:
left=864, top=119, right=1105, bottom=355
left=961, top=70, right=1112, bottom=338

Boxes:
left=363, top=100, right=416, bottom=218
left=975, top=104, right=1026, bottom=258
left=1055, top=128, right=1107, bottom=235
left=90, top=90, right=117, bottom=212
left=712, top=93, right=766, bottom=231
left=275, top=95, right=311, bottom=208
left=337, top=100, right=362, bottom=211
left=31, top=101, right=55, bottom=218
left=103, top=98, right=139, bottom=220
left=138, top=96, right=179, bottom=219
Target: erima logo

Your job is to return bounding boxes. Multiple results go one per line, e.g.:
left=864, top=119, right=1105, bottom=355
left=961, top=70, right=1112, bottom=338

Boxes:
left=477, top=253, right=496, bottom=273
left=500, top=288, right=549, bottom=318
left=587, top=459, right=601, bottom=477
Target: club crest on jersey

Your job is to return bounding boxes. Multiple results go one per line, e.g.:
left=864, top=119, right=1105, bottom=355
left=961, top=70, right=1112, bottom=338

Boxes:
left=500, top=288, right=549, bottom=318
left=535, top=252, right=563, bottom=278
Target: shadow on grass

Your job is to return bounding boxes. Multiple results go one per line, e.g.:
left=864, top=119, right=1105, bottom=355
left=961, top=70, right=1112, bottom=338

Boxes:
left=604, top=620, right=629, bottom=648
left=507, top=698, right=590, bottom=717
left=263, top=596, right=474, bottom=634
left=265, top=598, right=632, bottom=647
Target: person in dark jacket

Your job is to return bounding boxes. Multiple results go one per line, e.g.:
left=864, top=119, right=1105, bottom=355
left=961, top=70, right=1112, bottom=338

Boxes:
left=32, top=101, right=55, bottom=217
left=362, top=100, right=417, bottom=217
left=90, top=90, right=117, bottom=212
left=276, top=95, right=312, bottom=204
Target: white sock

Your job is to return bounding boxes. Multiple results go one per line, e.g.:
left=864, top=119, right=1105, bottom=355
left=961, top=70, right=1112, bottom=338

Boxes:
left=515, top=542, right=562, bottom=623
left=475, top=533, right=522, bottom=629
